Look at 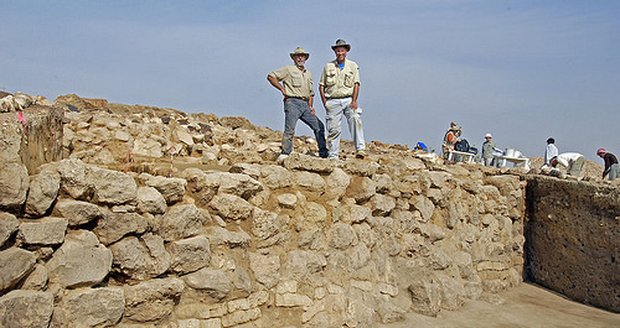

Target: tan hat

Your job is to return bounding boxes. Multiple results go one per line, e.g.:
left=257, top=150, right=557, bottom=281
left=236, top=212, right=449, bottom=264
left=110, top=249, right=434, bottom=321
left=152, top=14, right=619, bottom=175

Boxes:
left=290, top=47, right=310, bottom=60
left=484, top=133, right=493, bottom=138
left=331, top=39, right=351, bottom=51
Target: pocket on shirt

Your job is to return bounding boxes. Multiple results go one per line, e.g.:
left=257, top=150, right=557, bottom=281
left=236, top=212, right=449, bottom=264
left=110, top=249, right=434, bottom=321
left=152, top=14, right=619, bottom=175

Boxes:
left=325, top=69, right=336, bottom=86
left=344, top=73, right=354, bottom=87
left=291, top=71, right=303, bottom=87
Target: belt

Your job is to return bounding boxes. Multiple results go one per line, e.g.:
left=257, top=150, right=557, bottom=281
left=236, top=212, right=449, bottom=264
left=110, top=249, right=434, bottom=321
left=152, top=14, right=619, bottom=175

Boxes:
left=326, top=95, right=352, bottom=100
left=286, top=96, right=309, bottom=101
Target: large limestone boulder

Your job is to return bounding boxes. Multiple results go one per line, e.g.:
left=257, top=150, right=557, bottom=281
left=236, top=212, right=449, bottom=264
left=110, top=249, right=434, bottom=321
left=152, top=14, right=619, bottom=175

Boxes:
left=167, top=235, right=211, bottom=274
left=260, top=165, right=292, bottom=189
left=89, top=166, right=137, bottom=205
left=136, top=186, right=167, bottom=215
left=249, top=252, right=280, bottom=288
left=159, top=204, right=207, bottom=241
left=183, top=268, right=232, bottom=300
left=283, top=153, right=334, bottom=173
left=93, top=211, right=148, bottom=245
left=17, top=217, right=68, bottom=245
left=56, top=159, right=91, bottom=199
left=208, top=193, right=254, bottom=221
left=408, top=276, right=442, bottom=317
left=110, top=233, right=171, bottom=280
left=284, top=250, right=327, bottom=279
left=346, top=176, right=376, bottom=204
left=325, top=168, right=351, bottom=199
left=0, top=212, right=19, bottom=247
left=123, top=278, right=185, bottom=323
left=0, top=162, right=29, bottom=210
left=46, top=230, right=112, bottom=288
left=139, top=173, right=187, bottom=205
left=53, top=199, right=102, bottom=226
left=0, top=248, right=36, bottom=292
left=25, top=169, right=61, bottom=217
left=133, top=137, right=163, bottom=158
left=0, top=290, right=54, bottom=328
left=60, top=287, right=125, bottom=327
left=207, top=226, right=251, bottom=248
left=211, top=172, right=264, bottom=199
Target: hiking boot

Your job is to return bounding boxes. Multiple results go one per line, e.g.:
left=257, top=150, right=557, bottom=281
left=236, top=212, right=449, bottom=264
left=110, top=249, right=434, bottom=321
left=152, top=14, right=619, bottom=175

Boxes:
left=355, top=150, right=367, bottom=159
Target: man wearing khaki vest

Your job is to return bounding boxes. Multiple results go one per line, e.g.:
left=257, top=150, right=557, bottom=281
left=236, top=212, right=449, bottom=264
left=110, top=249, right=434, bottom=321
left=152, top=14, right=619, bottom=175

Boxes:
left=267, top=47, right=328, bottom=162
left=319, top=39, right=366, bottom=159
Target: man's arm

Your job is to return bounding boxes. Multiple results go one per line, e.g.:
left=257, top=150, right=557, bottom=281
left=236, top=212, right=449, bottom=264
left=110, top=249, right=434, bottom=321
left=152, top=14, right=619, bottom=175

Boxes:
left=319, top=85, right=327, bottom=109
left=267, top=75, right=286, bottom=99
left=350, top=83, right=360, bottom=110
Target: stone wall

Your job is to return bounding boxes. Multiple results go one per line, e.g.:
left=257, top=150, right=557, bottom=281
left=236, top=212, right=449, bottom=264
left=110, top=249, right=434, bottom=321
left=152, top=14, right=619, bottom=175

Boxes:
left=0, top=96, right=528, bottom=327
left=525, top=176, right=620, bottom=313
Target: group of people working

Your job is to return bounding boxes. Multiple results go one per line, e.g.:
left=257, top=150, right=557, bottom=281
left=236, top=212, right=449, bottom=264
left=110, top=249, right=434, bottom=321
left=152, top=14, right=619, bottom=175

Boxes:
left=267, top=39, right=365, bottom=162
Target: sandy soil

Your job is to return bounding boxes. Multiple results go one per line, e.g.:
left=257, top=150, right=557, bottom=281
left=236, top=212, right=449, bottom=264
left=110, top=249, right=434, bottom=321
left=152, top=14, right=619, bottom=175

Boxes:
left=380, top=283, right=620, bottom=328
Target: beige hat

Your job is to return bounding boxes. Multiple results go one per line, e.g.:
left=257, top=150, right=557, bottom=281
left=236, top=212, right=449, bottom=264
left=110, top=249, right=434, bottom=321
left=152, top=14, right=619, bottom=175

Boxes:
left=331, top=39, right=351, bottom=51
left=485, top=133, right=493, bottom=138
left=290, top=47, right=310, bottom=60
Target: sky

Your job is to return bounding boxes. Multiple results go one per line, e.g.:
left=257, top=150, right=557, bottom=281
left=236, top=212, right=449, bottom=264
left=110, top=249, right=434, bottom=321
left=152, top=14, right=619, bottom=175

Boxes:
left=1, top=0, right=619, bottom=161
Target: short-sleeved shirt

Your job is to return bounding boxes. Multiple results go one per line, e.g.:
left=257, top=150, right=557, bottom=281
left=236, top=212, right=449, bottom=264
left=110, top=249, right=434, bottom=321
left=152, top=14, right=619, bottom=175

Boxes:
left=556, top=152, right=583, bottom=167
left=319, top=59, right=360, bottom=98
left=268, top=65, right=314, bottom=99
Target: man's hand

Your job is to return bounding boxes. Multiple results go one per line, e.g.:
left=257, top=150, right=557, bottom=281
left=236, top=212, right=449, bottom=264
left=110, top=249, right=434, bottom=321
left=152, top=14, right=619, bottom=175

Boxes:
left=350, top=100, right=358, bottom=110
left=310, top=105, right=316, bottom=115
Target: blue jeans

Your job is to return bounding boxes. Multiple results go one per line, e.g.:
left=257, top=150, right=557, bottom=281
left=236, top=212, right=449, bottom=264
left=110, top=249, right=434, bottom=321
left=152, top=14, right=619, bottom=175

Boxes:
left=325, top=98, right=365, bottom=158
left=282, top=98, right=328, bottom=157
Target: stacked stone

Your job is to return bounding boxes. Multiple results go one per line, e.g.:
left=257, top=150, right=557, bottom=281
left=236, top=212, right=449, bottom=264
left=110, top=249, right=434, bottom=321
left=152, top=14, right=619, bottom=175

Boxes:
left=0, top=95, right=528, bottom=327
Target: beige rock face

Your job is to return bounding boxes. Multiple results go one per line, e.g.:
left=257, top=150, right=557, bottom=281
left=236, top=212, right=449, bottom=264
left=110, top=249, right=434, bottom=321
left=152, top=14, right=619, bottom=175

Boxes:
left=54, top=199, right=102, bottom=226
left=88, top=166, right=137, bottom=205
left=93, top=211, right=148, bottom=245
left=123, top=278, right=184, bottom=323
left=0, top=290, right=54, bottom=328
left=0, top=248, right=36, bottom=292
left=0, top=162, right=29, bottom=210
left=140, top=173, right=187, bottom=205
left=17, top=217, right=68, bottom=245
left=167, top=235, right=211, bottom=274
left=0, top=212, right=19, bottom=247
left=46, top=230, right=112, bottom=288
left=110, top=233, right=171, bottom=280
left=60, top=287, right=125, bottom=327
left=25, top=169, right=61, bottom=217
left=159, top=204, right=207, bottom=241
left=136, top=186, right=167, bottom=214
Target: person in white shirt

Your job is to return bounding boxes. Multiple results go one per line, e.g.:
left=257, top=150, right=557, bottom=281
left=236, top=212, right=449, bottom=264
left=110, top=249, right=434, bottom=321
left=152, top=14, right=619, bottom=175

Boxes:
left=551, top=152, right=585, bottom=177
left=544, top=137, right=558, bottom=166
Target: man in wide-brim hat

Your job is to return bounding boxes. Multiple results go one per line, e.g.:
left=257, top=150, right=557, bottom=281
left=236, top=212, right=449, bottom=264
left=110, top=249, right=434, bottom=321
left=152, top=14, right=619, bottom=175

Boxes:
left=319, top=39, right=366, bottom=159
left=267, top=47, right=328, bottom=162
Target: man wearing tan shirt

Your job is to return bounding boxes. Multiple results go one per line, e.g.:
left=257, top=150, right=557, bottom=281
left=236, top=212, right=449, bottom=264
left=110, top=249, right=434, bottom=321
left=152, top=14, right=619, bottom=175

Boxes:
left=267, top=47, right=328, bottom=162
left=319, top=39, right=366, bottom=159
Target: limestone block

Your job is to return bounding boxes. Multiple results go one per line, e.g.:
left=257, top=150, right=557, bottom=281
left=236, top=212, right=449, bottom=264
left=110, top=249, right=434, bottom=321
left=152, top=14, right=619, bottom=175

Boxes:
left=0, top=162, right=29, bottom=210
left=251, top=208, right=286, bottom=240
left=369, top=194, right=396, bottom=216
left=53, top=199, right=102, bottom=226
left=133, top=137, right=163, bottom=158
left=0, top=290, right=53, bottom=328
left=61, top=287, right=125, bottom=327
left=229, top=163, right=261, bottom=179
left=249, top=252, right=280, bottom=288
left=345, top=300, right=375, bottom=328
left=429, top=249, right=451, bottom=270
left=377, top=301, right=406, bottom=324
left=285, top=250, right=327, bottom=278
left=46, top=230, right=112, bottom=288
left=207, top=226, right=251, bottom=248
left=328, top=223, right=356, bottom=250
left=0, top=248, right=36, bottom=292
left=93, top=211, right=148, bottom=245
left=260, top=165, right=292, bottom=189
left=345, top=176, right=376, bottom=204
left=136, top=186, right=167, bottom=214
left=209, top=193, right=254, bottom=221
left=211, top=172, right=263, bottom=199
left=325, top=168, right=351, bottom=199
left=275, top=293, right=312, bottom=307
left=139, top=173, right=187, bottom=205
left=183, top=267, right=232, bottom=300
left=339, top=204, right=371, bottom=224
left=295, top=171, right=326, bottom=192
left=22, top=264, right=48, bottom=291
left=159, top=204, right=207, bottom=241
left=221, top=308, right=261, bottom=327
left=408, top=276, right=441, bottom=317
left=88, top=166, right=137, bottom=205
left=436, top=273, right=465, bottom=310
left=123, top=278, right=184, bottom=322
left=18, top=217, right=67, bottom=245
left=277, top=193, right=297, bottom=209
left=110, top=233, right=171, bottom=280
left=347, top=243, right=371, bottom=270
left=428, top=171, right=450, bottom=189
left=0, top=212, right=19, bottom=247
left=25, top=169, right=61, bottom=217
left=56, top=159, right=91, bottom=199
left=410, top=195, right=435, bottom=223
left=282, top=153, right=334, bottom=173
left=226, top=291, right=269, bottom=313
left=167, top=235, right=211, bottom=274
left=302, top=202, right=327, bottom=224
left=373, top=173, right=393, bottom=194
left=342, top=160, right=380, bottom=177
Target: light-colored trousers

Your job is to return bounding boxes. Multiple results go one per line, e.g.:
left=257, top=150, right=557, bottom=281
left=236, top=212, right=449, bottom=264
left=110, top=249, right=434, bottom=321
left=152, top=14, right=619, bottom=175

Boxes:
left=325, top=98, right=365, bottom=158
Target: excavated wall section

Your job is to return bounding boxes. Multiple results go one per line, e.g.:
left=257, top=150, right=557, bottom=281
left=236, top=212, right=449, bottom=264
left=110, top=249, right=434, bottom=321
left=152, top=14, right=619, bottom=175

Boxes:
left=525, top=176, right=620, bottom=313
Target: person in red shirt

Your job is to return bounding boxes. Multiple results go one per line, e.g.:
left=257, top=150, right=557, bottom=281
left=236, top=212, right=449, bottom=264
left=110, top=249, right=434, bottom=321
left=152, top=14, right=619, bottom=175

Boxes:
left=596, top=148, right=619, bottom=180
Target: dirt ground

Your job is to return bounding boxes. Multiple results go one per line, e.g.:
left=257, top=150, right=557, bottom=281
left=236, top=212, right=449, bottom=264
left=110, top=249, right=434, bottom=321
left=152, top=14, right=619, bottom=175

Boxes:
left=380, top=283, right=620, bottom=328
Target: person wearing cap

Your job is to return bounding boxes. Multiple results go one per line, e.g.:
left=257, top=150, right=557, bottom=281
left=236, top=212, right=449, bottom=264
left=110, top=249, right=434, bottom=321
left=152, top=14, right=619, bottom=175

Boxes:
left=543, top=137, right=558, bottom=167
left=481, top=133, right=495, bottom=166
left=267, top=47, right=328, bottom=162
left=319, top=39, right=366, bottom=159
left=596, top=148, right=619, bottom=180
left=441, top=122, right=462, bottom=159
left=550, top=152, right=585, bottom=177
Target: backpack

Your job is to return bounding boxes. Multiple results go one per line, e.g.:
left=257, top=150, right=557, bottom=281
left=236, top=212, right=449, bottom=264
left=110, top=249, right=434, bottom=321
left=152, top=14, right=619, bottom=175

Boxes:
left=454, top=139, right=470, bottom=152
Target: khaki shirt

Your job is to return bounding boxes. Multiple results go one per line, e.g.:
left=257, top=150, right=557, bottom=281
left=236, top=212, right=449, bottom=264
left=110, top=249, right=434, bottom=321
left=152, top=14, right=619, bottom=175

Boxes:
left=268, top=65, right=314, bottom=99
left=319, top=59, right=360, bottom=98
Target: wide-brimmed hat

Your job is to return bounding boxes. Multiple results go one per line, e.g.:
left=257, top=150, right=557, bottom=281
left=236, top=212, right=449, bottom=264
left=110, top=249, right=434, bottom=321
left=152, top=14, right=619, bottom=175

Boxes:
left=290, top=47, right=310, bottom=60
left=484, top=133, right=493, bottom=139
left=331, top=39, right=351, bottom=51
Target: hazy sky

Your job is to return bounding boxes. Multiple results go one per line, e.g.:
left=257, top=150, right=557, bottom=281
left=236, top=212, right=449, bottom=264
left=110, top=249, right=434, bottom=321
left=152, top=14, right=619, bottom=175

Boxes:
left=2, top=1, right=619, bottom=161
